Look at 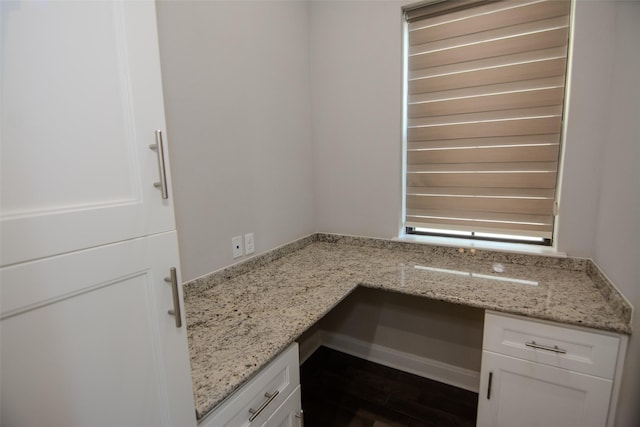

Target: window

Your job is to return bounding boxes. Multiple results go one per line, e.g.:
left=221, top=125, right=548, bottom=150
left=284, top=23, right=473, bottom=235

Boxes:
left=403, top=0, right=571, bottom=245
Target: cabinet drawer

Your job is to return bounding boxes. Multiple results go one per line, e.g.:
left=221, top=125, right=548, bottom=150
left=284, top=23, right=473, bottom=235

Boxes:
left=483, top=312, right=620, bottom=379
left=199, top=343, right=300, bottom=427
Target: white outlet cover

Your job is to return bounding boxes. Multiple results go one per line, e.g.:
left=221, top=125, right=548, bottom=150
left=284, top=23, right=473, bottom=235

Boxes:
left=244, top=233, right=254, bottom=254
left=232, top=236, right=243, bottom=258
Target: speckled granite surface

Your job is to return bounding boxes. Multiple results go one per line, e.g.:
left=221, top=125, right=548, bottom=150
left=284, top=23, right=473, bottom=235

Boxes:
left=184, top=234, right=632, bottom=420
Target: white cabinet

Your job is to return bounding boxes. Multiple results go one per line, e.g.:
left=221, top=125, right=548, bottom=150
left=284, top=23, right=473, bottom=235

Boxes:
left=199, top=343, right=301, bottom=427
left=1, top=0, right=176, bottom=266
left=477, top=312, right=626, bottom=427
left=477, top=351, right=613, bottom=427
left=0, top=1, right=196, bottom=426
left=1, top=232, right=195, bottom=427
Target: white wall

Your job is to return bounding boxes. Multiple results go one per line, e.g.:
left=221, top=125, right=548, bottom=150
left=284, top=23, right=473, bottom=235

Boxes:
left=555, top=0, right=617, bottom=257
left=156, top=1, right=315, bottom=281
left=310, top=0, right=406, bottom=238
left=590, top=2, right=640, bottom=425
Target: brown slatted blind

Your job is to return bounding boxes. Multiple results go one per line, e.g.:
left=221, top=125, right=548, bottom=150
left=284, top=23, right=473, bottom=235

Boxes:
left=405, top=0, right=571, bottom=240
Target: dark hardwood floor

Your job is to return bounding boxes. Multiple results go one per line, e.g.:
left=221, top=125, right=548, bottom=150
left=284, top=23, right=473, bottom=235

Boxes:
left=300, top=346, right=478, bottom=427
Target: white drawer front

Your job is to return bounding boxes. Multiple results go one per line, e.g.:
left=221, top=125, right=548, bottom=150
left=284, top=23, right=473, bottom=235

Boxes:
left=483, top=312, right=620, bottom=379
left=200, top=343, right=300, bottom=427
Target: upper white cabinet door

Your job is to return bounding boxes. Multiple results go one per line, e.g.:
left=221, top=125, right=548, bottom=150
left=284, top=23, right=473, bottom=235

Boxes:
left=1, top=0, right=176, bottom=266
left=0, top=231, right=196, bottom=427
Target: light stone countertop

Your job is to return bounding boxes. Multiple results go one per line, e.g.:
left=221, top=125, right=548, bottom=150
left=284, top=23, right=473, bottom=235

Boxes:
left=183, top=234, right=632, bottom=420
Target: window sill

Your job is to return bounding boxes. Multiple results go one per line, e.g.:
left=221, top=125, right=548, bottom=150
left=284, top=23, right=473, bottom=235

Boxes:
left=395, top=233, right=567, bottom=258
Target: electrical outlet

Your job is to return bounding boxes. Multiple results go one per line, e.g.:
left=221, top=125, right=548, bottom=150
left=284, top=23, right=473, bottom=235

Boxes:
left=244, top=233, right=255, bottom=254
left=232, top=236, right=243, bottom=258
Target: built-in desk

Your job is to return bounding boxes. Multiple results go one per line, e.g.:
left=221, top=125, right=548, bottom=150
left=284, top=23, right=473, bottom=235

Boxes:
left=183, top=233, right=631, bottom=422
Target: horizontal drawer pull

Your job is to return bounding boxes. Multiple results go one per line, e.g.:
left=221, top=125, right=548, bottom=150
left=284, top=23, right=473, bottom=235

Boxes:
left=525, top=340, right=567, bottom=354
left=248, top=390, right=279, bottom=422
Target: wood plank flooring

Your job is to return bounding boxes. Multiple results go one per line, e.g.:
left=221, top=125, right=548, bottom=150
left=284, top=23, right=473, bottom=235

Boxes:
left=300, top=346, right=478, bottom=427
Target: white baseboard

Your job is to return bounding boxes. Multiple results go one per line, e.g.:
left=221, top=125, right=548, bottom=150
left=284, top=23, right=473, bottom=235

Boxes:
left=318, top=331, right=480, bottom=393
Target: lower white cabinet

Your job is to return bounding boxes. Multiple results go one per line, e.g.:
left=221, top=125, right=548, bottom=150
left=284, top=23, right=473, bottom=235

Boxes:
left=0, top=232, right=196, bottom=427
left=477, top=351, right=612, bottom=427
left=199, top=343, right=300, bottom=427
left=477, top=312, right=626, bottom=427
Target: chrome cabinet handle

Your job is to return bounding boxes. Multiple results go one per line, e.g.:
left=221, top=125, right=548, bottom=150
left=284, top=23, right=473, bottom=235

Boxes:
left=248, top=390, right=279, bottom=422
left=295, top=409, right=304, bottom=427
left=525, top=340, right=567, bottom=354
left=149, top=130, right=169, bottom=199
left=164, top=267, right=182, bottom=328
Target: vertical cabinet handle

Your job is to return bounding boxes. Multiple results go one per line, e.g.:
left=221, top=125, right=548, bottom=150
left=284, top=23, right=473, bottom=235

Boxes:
left=149, top=130, right=169, bottom=199
left=164, top=267, right=182, bottom=328
left=487, top=371, right=493, bottom=400
left=295, top=409, right=304, bottom=427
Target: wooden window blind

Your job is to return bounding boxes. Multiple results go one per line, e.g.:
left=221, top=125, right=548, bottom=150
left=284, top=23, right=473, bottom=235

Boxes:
left=404, top=0, right=571, bottom=241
